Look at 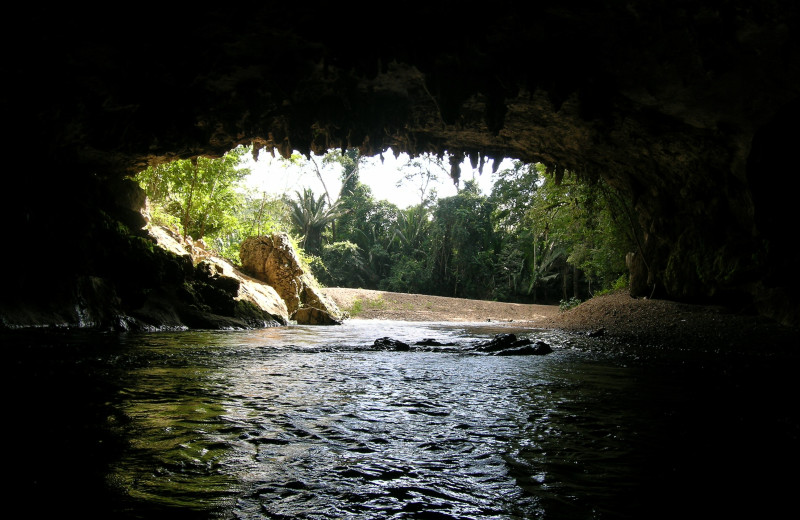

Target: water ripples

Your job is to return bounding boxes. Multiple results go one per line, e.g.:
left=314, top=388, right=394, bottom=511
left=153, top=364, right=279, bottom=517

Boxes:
left=7, top=321, right=799, bottom=519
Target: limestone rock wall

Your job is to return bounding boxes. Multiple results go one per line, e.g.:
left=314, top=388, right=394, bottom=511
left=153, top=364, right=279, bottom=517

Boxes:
left=148, top=225, right=290, bottom=326
left=240, top=233, right=305, bottom=314
left=240, top=233, right=343, bottom=324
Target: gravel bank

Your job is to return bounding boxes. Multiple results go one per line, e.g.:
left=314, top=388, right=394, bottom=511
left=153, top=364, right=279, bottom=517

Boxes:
left=321, top=287, right=798, bottom=352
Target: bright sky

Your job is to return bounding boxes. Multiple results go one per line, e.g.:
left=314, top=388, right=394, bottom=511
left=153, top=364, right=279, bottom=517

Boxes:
left=239, top=147, right=514, bottom=208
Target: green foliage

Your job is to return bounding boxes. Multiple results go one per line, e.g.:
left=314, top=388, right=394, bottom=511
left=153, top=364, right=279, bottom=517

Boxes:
left=327, top=151, right=406, bottom=289
left=367, top=296, right=386, bottom=309
left=136, top=144, right=637, bottom=306
left=135, top=145, right=251, bottom=241
left=146, top=202, right=180, bottom=230
left=593, top=274, right=629, bottom=297
left=489, top=160, right=542, bottom=232
left=561, top=178, right=635, bottom=292
left=206, top=189, right=292, bottom=265
left=238, top=189, right=290, bottom=237
left=559, top=296, right=582, bottom=311
left=343, top=296, right=386, bottom=317
left=381, top=256, right=431, bottom=294
left=318, top=240, right=367, bottom=287
left=425, top=179, right=496, bottom=298
left=487, top=162, right=566, bottom=302
left=348, top=298, right=364, bottom=316
left=393, top=204, right=432, bottom=255
left=613, top=274, right=629, bottom=291
left=285, top=188, right=342, bottom=256
left=135, top=145, right=299, bottom=267
left=513, top=165, right=638, bottom=301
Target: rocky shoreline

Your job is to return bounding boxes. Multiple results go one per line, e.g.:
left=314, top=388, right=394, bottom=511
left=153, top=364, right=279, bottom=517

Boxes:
left=322, top=287, right=799, bottom=354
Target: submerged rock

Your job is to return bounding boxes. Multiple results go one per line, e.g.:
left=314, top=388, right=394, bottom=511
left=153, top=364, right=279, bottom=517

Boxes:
left=374, top=337, right=411, bottom=351
left=474, top=333, right=552, bottom=355
left=474, top=333, right=530, bottom=352
left=415, top=338, right=457, bottom=346
left=493, top=341, right=553, bottom=356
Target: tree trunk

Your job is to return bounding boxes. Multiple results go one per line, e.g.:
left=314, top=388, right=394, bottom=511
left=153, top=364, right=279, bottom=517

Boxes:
left=573, top=264, right=579, bottom=299
left=182, top=158, right=199, bottom=240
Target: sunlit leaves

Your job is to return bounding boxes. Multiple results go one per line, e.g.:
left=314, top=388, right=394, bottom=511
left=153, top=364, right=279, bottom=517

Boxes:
left=285, top=188, right=342, bottom=255
left=135, top=146, right=251, bottom=241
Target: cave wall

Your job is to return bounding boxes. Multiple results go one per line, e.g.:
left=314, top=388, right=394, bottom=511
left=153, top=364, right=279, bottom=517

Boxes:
left=2, top=2, right=799, bottom=327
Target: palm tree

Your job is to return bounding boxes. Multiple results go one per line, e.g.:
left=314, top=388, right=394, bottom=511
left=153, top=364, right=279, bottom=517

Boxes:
left=285, top=188, right=342, bottom=255
left=393, top=204, right=431, bottom=256
left=527, top=237, right=567, bottom=303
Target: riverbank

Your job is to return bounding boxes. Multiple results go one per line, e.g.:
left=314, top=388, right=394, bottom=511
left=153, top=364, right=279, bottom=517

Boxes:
left=321, top=287, right=799, bottom=352
left=320, top=287, right=559, bottom=324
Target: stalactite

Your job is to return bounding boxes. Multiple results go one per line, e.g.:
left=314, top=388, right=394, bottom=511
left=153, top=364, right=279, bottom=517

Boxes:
left=469, top=152, right=479, bottom=171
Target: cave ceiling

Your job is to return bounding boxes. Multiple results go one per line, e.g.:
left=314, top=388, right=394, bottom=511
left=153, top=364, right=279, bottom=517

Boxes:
left=7, top=3, right=796, bottom=179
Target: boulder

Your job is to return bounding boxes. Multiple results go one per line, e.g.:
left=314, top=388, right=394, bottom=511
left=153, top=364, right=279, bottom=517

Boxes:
left=493, top=341, right=553, bottom=356
left=146, top=224, right=290, bottom=326
left=240, top=233, right=304, bottom=313
left=373, top=337, right=411, bottom=351
left=292, top=307, right=342, bottom=325
left=473, top=333, right=553, bottom=355
left=474, top=333, right=530, bottom=352
left=240, top=233, right=344, bottom=324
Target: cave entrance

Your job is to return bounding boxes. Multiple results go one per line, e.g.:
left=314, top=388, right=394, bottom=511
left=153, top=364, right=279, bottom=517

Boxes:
left=135, top=145, right=638, bottom=308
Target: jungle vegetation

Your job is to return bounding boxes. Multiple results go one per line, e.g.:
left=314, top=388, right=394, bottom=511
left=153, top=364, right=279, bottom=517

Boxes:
left=134, top=145, right=638, bottom=304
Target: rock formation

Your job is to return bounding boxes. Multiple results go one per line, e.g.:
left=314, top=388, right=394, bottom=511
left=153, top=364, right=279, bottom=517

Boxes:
left=0, top=214, right=289, bottom=331
left=472, top=333, right=553, bottom=355
left=2, top=2, right=799, bottom=328
left=240, top=233, right=343, bottom=324
left=147, top=224, right=290, bottom=326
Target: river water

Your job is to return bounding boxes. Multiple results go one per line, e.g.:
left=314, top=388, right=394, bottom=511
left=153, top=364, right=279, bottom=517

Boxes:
left=7, top=320, right=799, bottom=519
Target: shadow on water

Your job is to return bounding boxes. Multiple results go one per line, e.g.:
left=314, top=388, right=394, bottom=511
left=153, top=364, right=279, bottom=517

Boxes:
left=6, top=322, right=799, bottom=519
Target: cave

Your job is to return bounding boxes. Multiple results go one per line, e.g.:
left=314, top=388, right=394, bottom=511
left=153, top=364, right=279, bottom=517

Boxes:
left=2, top=2, right=799, bottom=328
left=5, top=5, right=800, bottom=517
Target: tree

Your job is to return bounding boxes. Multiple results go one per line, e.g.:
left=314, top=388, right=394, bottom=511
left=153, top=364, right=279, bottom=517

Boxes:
left=238, top=189, right=290, bottom=237
left=561, top=177, right=639, bottom=294
left=428, top=179, right=496, bottom=298
left=488, top=161, right=544, bottom=300
left=353, top=199, right=401, bottom=285
left=285, top=188, right=342, bottom=256
left=489, top=161, right=542, bottom=233
left=397, top=152, right=449, bottom=208
left=207, top=188, right=291, bottom=264
left=521, top=165, right=637, bottom=300
left=323, top=148, right=361, bottom=200
left=393, top=204, right=432, bottom=256
left=317, top=240, right=368, bottom=287
left=135, top=145, right=251, bottom=240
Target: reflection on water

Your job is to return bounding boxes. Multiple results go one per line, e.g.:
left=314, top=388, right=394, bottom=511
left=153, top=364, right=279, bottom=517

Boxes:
left=7, top=321, right=799, bottom=519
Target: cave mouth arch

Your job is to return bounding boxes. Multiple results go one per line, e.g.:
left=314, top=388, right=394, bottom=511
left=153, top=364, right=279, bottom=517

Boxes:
left=2, top=2, right=799, bottom=328
left=135, top=143, right=637, bottom=314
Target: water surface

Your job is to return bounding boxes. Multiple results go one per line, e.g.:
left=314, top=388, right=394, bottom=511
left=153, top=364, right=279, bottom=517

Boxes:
left=8, top=320, right=798, bottom=519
